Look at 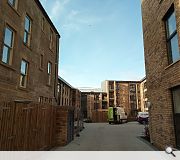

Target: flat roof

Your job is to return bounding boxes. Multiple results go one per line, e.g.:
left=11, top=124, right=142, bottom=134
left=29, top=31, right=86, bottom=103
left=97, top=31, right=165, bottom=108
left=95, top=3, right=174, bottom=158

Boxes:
left=104, top=80, right=141, bottom=83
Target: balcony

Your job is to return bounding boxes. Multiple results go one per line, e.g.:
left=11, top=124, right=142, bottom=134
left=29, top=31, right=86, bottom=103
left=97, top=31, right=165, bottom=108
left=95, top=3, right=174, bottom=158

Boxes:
left=109, top=88, right=114, bottom=92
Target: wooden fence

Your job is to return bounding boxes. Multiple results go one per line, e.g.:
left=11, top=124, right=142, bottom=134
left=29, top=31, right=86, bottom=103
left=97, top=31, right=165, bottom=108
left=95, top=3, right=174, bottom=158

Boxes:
left=0, top=101, right=55, bottom=150
left=91, top=110, right=108, bottom=123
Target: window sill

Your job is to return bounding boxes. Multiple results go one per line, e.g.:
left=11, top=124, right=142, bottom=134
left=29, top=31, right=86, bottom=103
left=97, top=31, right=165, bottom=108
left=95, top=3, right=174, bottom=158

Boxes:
left=39, top=67, right=44, bottom=72
left=0, top=62, right=16, bottom=71
left=18, top=86, right=29, bottom=92
left=23, top=42, right=32, bottom=51
left=165, top=59, right=180, bottom=70
left=46, top=84, right=52, bottom=87
left=8, top=3, right=21, bottom=17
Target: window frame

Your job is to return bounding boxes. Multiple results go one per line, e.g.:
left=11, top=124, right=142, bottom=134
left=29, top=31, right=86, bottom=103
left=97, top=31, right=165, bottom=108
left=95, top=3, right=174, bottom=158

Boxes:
left=2, top=25, right=15, bottom=65
left=8, top=0, right=18, bottom=9
left=20, top=59, right=28, bottom=88
left=47, top=61, right=52, bottom=85
left=23, top=15, right=32, bottom=46
left=40, top=54, right=44, bottom=70
left=41, top=17, right=45, bottom=31
left=164, top=6, right=180, bottom=64
left=49, top=28, right=53, bottom=50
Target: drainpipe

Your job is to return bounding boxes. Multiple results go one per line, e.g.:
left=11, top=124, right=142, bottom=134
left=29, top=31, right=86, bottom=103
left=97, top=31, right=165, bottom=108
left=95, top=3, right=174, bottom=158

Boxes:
left=54, top=34, right=60, bottom=104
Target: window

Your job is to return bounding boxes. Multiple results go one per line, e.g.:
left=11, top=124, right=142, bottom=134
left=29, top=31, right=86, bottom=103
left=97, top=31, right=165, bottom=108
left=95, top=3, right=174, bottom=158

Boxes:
left=165, top=7, right=180, bottom=64
left=47, top=62, right=52, bottom=85
left=24, top=15, right=31, bottom=46
left=2, top=26, right=14, bottom=64
left=8, top=0, right=17, bottom=8
left=41, top=17, right=45, bottom=31
left=20, top=60, right=28, bottom=87
left=40, top=54, right=43, bottom=69
left=49, top=29, right=53, bottom=49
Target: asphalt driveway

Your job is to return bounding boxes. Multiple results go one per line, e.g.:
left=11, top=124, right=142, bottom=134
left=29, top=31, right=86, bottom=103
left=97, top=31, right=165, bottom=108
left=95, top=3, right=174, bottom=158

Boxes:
left=53, top=122, right=157, bottom=151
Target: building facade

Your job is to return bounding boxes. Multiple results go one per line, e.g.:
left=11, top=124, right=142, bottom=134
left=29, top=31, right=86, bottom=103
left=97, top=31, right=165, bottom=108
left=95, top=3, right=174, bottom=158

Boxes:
left=142, top=0, right=180, bottom=149
left=71, top=88, right=81, bottom=120
left=140, top=77, right=148, bottom=112
left=101, top=80, right=141, bottom=119
left=0, top=0, right=60, bottom=104
left=57, top=76, right=72, bottom=106
left=81, top=91, right=108, bottom=120
left=57, top=76, right=81, bottom=121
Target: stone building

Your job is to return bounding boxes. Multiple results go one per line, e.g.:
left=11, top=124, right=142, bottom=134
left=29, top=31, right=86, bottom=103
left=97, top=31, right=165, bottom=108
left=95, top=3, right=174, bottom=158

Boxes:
left=142, top=0, right=180, bottom=149
left=0, top=0, right=60, bottom=104
left=57, top=76, right=81, bottom=119
left=57, top=76, right=72, bottom=106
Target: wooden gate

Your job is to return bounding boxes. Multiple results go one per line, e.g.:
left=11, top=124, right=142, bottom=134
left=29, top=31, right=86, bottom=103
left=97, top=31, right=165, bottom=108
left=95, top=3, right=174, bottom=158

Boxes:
left=0, top=101, right=55, bottom=150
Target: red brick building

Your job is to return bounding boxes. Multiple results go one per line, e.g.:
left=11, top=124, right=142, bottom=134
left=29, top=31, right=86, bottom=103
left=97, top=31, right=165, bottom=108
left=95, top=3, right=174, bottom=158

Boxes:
left=142, top=0, right=180, bottom=149
left=0, top=0, right=60, bottom=104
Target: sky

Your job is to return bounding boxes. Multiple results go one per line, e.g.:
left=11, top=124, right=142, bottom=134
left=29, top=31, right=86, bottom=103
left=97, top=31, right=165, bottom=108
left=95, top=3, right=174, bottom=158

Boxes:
left=40, top=0, right=145, bottom=88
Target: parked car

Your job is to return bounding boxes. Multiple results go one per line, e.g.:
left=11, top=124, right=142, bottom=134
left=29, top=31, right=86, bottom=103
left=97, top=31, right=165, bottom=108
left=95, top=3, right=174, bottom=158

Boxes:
left=137, top=112, right=149, bottom=124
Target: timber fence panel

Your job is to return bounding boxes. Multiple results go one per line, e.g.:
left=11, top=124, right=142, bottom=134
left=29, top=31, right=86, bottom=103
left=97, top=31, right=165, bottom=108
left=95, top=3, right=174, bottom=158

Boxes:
left=0, top=101, right=55, bottom=150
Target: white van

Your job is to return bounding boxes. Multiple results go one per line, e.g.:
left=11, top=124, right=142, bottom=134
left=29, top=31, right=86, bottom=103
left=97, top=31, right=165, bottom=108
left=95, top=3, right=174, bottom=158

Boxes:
left=116, top=107, right=127, bottom=123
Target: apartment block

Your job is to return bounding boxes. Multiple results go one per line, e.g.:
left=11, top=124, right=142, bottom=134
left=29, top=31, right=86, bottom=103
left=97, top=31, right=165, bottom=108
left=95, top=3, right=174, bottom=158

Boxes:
left=102, top=80, right=141, bottom=119
left=81, top=90, right=108, bottom=119
left=87, top=95, right=94, bottom=121
left=140, top=77, right=148, bottom=112
left=142, top=0, right=180, bottom=149
left=0, top=0, right=60, bottom=104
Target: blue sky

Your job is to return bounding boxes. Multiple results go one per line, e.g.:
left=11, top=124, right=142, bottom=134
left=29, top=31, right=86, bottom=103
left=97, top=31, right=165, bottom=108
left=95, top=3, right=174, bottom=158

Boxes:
left=40, top=0, right=145, bottom=88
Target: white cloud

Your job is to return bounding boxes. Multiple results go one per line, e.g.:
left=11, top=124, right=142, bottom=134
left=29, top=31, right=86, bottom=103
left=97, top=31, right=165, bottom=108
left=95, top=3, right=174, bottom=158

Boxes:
left=40, top=0, right=70, bottom=21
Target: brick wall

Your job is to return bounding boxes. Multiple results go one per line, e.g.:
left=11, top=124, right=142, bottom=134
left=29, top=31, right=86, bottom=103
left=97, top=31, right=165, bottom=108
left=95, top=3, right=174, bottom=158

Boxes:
left=0, top=0, right=60, bottom=104
left=55, top=106, right=74, bottom=146
left=142, top=0, right=180, bottom=150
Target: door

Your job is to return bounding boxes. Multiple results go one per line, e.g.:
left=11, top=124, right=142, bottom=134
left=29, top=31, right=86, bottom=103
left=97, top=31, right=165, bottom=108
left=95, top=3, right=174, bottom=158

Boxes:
left=172, top=86, right=180, bottom=148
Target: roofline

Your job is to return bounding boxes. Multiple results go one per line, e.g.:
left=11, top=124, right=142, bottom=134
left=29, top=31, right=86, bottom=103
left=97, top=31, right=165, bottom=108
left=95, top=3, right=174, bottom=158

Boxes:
left=81, top=91, right=107, bottom=94
left=140, top=76, right=146, bottom=82
left=104, top=80, right=141, bottom=83
left=35, top=0, right=60, bottom=38
left=58, top=76, right=73, bottom=88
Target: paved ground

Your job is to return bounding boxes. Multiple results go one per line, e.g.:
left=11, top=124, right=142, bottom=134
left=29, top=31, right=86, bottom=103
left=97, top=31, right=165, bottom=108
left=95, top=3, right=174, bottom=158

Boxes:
left=53, top=122, right=157, bottom=151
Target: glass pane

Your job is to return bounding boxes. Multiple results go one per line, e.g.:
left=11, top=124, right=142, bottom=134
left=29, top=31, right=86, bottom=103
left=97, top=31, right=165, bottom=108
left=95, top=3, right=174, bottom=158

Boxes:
left=23, top=31, right=28, bottom=44
left=170, top=34, right=180, bottom=62
left=25, top=16, right=30, bottom=31
left=21, top=60, right=27, bottom=75
left=167, top=12, right=177, bottom=36
left=8, top=0, right=15, bottom=6
left=4, top=27, right=13, bottom=47
left=48, top=62, right=51, bottom=74
left=2, top=46, right=10, bottom=64
left=173, top=87, right=180, bottom=113
left=20, top=75, right=25, bottom=87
